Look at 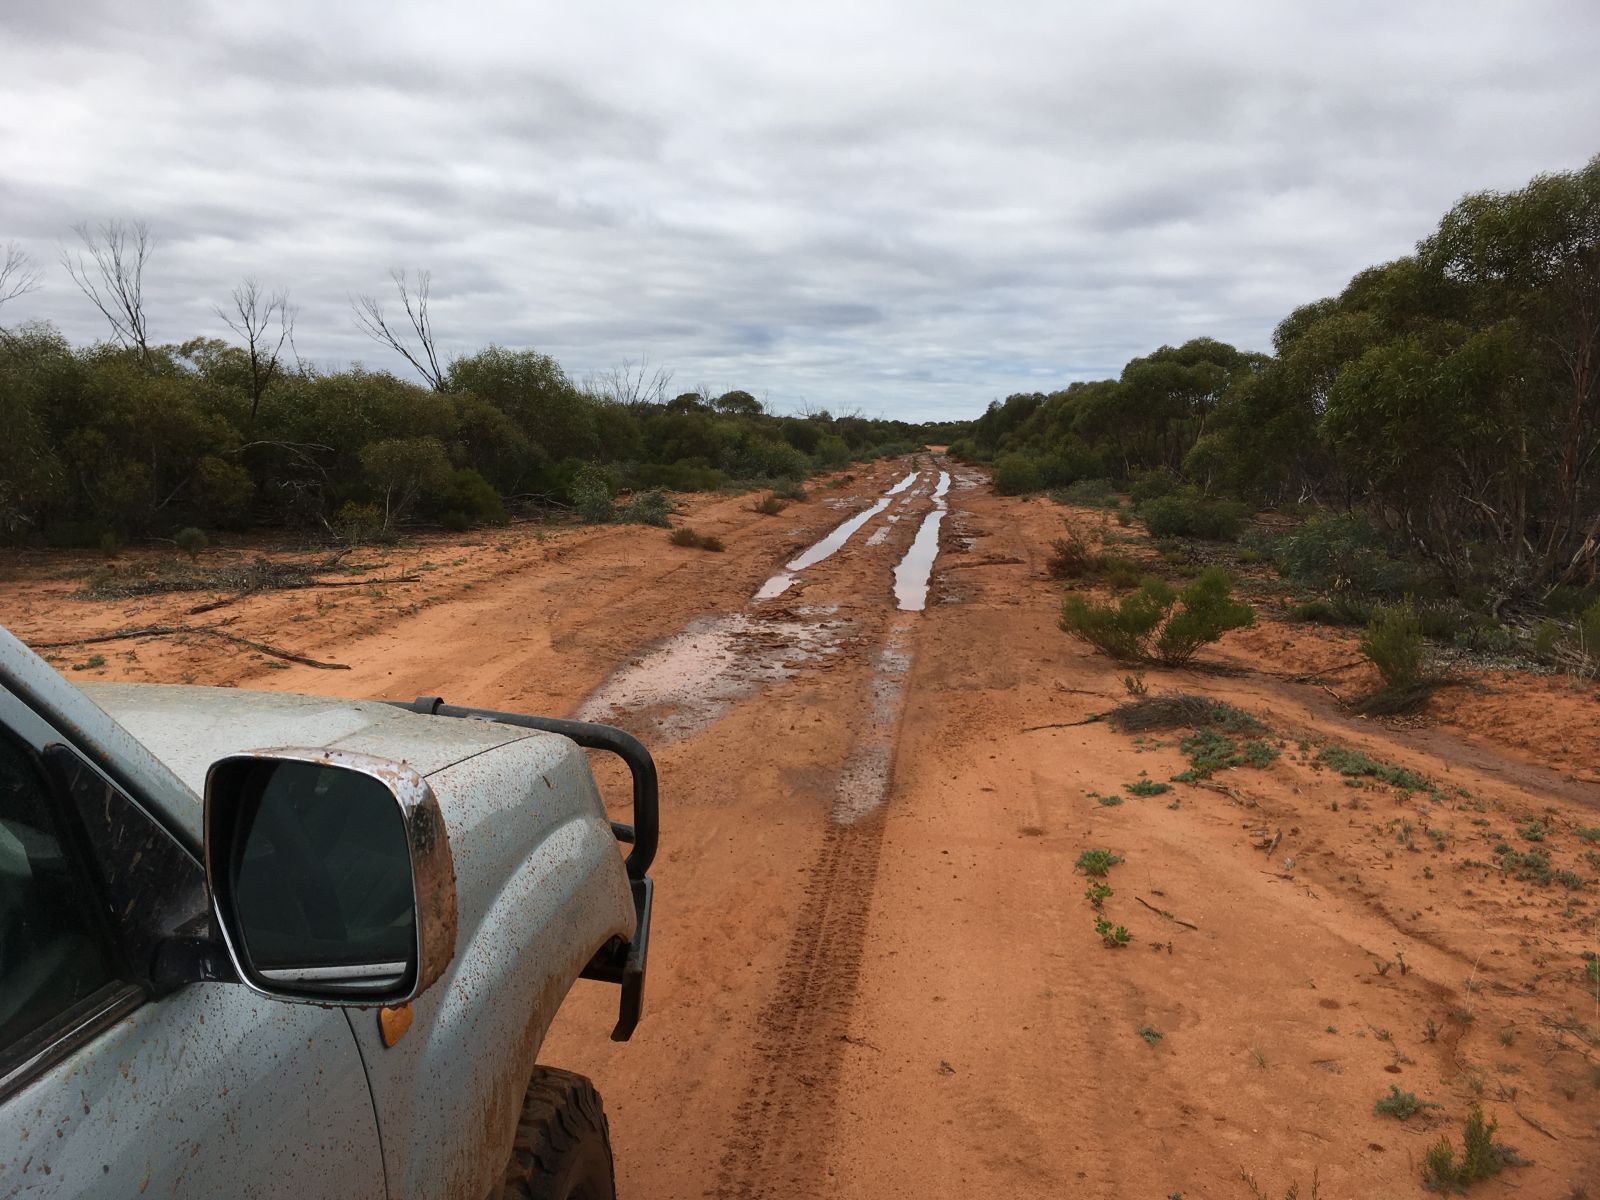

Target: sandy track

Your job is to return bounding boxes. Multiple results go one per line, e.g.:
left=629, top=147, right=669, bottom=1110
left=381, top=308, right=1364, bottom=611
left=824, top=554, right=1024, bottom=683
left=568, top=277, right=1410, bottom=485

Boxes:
left=7, top=459, right=1598, bottom=1197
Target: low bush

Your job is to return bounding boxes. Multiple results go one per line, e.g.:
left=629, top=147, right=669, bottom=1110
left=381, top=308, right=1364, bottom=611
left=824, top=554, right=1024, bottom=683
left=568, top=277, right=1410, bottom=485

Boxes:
left=1374, top=1086, right=1440, bottom=1121
left=174, top=527, right=208, bottom=561
left=1421, top=1104, right=1518, bottom=1192
left=1054, top=478, right=1118, bottom=508
left=752, top=494, right=788, bottom=516
left=1061, top=567, right=1253, bottom=666
left=616, top=489, right=672, bottom=527
left=1137, top=488, right=1247, bottom=541
left=992, top=454, right=1043, bottom=496
left=1074, top=848, right=1123, bottom=877
left=1316, top=746, right=1427, bottom=791
left=1046, top=529, right=1092, bottom=579
left=1361, top=601, right=1428, bottom=691
left=1271, top=514, right=1427, bottom=597
left=1128, top=469, right=1179, bottom=506
left=771, top=480, right=808, bottom=502
left=667, top=527, right=724, bottom=551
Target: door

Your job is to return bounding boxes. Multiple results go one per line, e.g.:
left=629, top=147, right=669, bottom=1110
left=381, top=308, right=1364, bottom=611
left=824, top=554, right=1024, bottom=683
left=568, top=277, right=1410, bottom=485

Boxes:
left=0, top=689, right=387, bottom=1199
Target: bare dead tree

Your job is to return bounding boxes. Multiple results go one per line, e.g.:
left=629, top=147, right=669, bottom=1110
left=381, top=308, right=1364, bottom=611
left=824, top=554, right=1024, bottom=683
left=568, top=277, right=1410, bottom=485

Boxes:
left=590, top=354, right=674, bottom=409
left=351, top=268, right=448, bottom=391
left=60, top=219, right=156, bottom=366
left=216, top=278, right=296, bottom=426
left=0, top=242, right=42, bottom=330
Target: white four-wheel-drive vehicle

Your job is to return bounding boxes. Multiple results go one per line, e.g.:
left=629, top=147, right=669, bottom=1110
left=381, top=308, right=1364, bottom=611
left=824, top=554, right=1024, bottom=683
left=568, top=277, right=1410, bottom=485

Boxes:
left=0, top=624, right=655, bottom=1199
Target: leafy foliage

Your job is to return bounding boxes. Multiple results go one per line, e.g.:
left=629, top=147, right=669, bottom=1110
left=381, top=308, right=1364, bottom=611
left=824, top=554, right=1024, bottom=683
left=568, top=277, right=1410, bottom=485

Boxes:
left=1074, top=849, right=1123, bottom=877
left=1059, top=566, right=1253, bottom=665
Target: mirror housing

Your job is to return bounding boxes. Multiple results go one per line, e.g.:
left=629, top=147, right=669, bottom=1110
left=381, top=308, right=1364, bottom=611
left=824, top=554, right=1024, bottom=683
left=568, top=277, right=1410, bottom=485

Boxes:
left=203, top=748, right=457, bottom=1007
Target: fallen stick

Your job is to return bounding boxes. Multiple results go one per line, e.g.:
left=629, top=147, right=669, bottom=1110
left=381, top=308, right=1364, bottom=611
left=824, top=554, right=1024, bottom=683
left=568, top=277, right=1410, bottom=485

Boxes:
left=1022, top=715, right=1102, bottom=732
left=1135, top=895, right=1199, bottom=930
left=33, top=625, right=349, bottom=670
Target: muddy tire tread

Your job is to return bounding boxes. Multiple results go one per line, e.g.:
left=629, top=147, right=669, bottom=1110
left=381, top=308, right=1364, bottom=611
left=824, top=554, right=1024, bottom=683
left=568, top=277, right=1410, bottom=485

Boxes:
left=499, top=1067, right=616, bottom=1200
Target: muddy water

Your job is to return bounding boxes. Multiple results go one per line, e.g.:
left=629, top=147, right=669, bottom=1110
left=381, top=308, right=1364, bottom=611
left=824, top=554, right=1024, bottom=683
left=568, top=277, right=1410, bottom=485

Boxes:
left=575, top=610, right=846, bottom=742
left=753, top=497, right=893, bottom=599
left=883, top=470, right=919, bottom=495
left=890, top=470, right=951, bottom=611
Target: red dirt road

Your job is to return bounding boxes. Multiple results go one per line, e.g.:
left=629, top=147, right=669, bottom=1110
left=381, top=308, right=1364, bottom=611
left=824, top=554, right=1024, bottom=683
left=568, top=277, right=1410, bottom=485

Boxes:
left=7, top=458, right=1598, bottom=1197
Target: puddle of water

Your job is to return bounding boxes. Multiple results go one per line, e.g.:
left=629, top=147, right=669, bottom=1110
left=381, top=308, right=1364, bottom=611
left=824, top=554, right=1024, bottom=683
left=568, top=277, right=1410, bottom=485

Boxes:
left=754, top=571, right=795, bottom=600
left=865, top=525, right=891, bottom=547
left=884, top=471, right=919, bottom=496
left=891, top=470, right=951, bottom=611
left=784, top=498, right=891, bottom=572
left=577, top=612, right=844, bottom=743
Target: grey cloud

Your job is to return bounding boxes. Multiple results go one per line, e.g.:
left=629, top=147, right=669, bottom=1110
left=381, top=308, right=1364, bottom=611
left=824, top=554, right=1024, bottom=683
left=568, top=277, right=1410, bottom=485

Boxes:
left=1, top=1, right=1596, bottom=419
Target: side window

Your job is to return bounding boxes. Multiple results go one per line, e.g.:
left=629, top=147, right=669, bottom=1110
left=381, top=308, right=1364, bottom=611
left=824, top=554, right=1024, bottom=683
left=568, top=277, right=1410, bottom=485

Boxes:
left=0, top=733, right=122, bottom=1057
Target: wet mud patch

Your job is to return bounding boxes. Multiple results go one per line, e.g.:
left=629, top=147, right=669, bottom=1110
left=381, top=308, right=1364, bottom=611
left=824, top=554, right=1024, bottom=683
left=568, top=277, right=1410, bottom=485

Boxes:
left=576, top=610, right=848, bottom=742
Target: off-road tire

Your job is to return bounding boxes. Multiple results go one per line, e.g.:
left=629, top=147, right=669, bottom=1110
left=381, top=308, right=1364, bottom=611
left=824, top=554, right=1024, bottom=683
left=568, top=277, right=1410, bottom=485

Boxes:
left=498, top=1067, right=617, bottom=1200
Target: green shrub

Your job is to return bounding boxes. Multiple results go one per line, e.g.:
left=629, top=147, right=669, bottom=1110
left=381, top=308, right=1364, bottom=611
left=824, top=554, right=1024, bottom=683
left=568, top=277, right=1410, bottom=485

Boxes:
left=1271, top=514, right=1427, bottom=597
left=570, top=464, right=616, bottom=523
left=1094, top=917, right=1131, bottom=948
left=1128, top=469, right=1179, bottom=506
left=1046, top=529, right=1092, bottom=579
left=1421, top=1104, right=1516, bottom=1192
left=1074, top=848, right=1123, bottom=877
left=1374, top=1085, right=1441, bottom=1121
left=174, top=527, right=208, bottom=561
left=1578, top=598, right=1600, bottom=665
left=992, top=454, right=1043, bottom=495
left=1361, top=601, right=1428, bottom=690
left=1533, top=618, right=1561, bottom=659
left=752, top=494, right=787, bottom=515
left=771, top=480, right=808, bottom=502
left=437, top=468, right=508, bottom=528
left=1138, top=489, right=1247, bottom=541
left=1124, top=779, right=1171, bottom=797
left=616, top=489, right=672, bottom=527
left=1115, top=503, right=1133, bottom=527
left=333, top=501, right=384, bottom=545
left=1060, top=567, right=1253, bottom=665
left=1316, top=746, right=1427, bottom=790
left=1056, top=478, right=1118, bottom=508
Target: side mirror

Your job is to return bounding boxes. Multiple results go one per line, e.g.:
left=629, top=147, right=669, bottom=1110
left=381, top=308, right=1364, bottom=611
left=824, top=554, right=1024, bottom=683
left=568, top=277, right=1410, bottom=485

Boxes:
left=203, top=748, right=457, bottom=1006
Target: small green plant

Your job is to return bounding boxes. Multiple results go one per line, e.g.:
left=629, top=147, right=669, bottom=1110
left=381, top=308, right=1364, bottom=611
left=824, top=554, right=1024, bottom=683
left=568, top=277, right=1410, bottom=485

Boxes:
left=1084, top=881, right=1112, bottom=907
left=1360, top=597, right=1429, bottom=693
left=1094, top=917, right=1131, bottom=947
left=174, top=526, right=208, bottom=561
left=1316, top=746, right=1427, bottom=791
left=71, top=654, right=107, bottom=671
left=752, top=494, right=787, bottom=516
left=1059, top=567, right=1253, bottom=666
left=1125, top=778, right=1172, bottom=797
left=1421, top=1104, right=1517, bottom=1192
left=1075, top=848, right=1123, bottom=877
left=1373, top=1085, right=1441, bottom=1121
left=1096, top=793, right=1124, bottom=807
left=771, top=480, right=807, bottom=501
left=1137, top=1024, right=1162, bottom=1045
left=1516, top=820, right=1546, bottom=842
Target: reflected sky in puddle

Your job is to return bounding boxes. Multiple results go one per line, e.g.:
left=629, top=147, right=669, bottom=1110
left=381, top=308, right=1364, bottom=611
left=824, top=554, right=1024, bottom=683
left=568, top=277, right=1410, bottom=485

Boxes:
left=892, top=470, right=951, bottom=611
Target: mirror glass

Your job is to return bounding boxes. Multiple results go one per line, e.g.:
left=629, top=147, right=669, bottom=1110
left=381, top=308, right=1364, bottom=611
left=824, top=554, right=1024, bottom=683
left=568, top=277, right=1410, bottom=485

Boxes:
left=227, top=760, right=416, bottom=996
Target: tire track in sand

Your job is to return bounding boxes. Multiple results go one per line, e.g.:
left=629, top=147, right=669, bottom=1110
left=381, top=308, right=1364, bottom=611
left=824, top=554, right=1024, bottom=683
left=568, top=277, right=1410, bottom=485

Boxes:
left=713, top=617, right=916, bottom=1199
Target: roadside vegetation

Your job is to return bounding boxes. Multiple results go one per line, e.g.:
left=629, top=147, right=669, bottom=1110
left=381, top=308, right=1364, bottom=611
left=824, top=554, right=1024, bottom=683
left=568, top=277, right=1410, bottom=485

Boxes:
left=0, top=239, right=956, bottom=548
left=955, top=157, right=1600, bottom=677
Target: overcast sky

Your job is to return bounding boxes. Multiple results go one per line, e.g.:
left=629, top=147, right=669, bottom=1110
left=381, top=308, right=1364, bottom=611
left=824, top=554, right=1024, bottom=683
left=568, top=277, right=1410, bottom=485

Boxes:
left=1, top=2, right=1596, bottom=420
